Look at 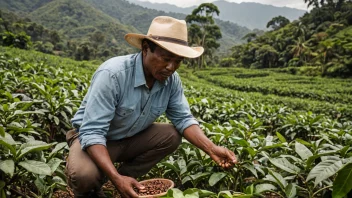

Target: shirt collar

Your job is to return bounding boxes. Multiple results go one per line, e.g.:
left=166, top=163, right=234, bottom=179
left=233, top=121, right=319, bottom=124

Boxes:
left=134, top=52, right=169, bottom=88
left=134, top=52, right=146, bottom=88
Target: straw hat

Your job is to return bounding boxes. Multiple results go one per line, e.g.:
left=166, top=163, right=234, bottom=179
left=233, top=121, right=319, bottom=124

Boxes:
left=125, top=16, right=204, bottom=58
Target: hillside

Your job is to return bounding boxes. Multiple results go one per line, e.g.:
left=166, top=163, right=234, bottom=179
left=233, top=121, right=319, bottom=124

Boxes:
left=127, top=0, right=306, bottom=30
left=224, top=1, right=352, bottom=77
left=28, top=0, right=137, bottom=47
left=0, top=0, right=251, bottom=56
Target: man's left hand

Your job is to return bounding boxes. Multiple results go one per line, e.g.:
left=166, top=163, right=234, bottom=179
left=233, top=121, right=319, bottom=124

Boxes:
left=208, top=146, right=238, bottom=169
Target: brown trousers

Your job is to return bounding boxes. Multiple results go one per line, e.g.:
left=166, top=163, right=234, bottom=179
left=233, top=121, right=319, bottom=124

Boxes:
left=65, top=123, right=181, bottom=195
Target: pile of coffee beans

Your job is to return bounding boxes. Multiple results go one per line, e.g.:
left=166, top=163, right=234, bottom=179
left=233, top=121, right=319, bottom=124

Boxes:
left=135, top=179, right=171, bottom=196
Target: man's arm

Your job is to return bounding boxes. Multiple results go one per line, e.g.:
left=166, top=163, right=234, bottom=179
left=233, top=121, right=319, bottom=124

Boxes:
left=76, top=70, right=143, bottom=197
left=183, top=125, right=237, bottom=168
left=86, top=145, right=144, bottom=198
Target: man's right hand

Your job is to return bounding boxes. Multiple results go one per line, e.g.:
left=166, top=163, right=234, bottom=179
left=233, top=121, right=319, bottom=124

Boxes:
left=86, top=145, right=145, bottom=198
left=113, top=175, right=145, bottom=198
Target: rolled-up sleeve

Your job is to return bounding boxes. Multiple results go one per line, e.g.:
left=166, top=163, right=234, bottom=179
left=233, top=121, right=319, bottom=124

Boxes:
left=166, top=74, right=199, bottom=135
left=78, top=70, right=119, bottom=150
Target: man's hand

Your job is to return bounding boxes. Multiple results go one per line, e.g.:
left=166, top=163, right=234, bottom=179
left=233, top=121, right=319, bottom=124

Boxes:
left=86, top=145, right=145, bottom=198
left=113, top=175, right=145, bottom=198
left=183, top=125, right=238, bottom=169
left=208, top=145, right=238, bottom=169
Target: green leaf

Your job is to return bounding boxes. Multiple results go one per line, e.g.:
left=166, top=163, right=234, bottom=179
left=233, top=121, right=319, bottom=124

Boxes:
left=18, top=160, right=51, bottom=175
left=14, top=110, right=44, bottom=115
left=295, top=142, right=313, bottom=160
left=168, top=188, right=184, bottom=198
left=47, top=158, right=63, bottom=174
left=185, top=192, right=199, bottom=198
left=32, top=83, right=49, bottom=98
left=276, top=132, right=286, bottom=143
left=183, top=189, right=200, bottom=196
left=255, top=183, right=276, bottom=193
left=49, top=142, right=67, bottom=158
left=35, top=176, right=46, bottom=195
left=261, top=143, right=284, bottom=150
left=218, top=191, right=233, bottom=198
left=0, top=133, right=16, bottom=156
left=197, top=189, right=216, bottom=197
left=177, top=159, right=187, bottom=175
left=0, top=126, right=4, bottom=137
left=332, top=162, right=352, bottom=198
left=54, top=116, right=60, bottom=125
left=295, top=138, right=311, bottom=146
left=306, top=151, right=337, bottom=169
left=161, top=162, right=179, bottom=173
left=285, top=183, right=297, bottom=198
left=52, top=176, right=66, bottom=186
left=307, top=158, right=343, bottom=187
left=269, top=157, right=301, bottom=174
left=190, top=172, right=211, bottom=182
left=209, top=172, right=227, bottom=186
left=2, top=104, right=9, bottom=111
left=243, top=163, right=258, bottom=178
left=269, top=170, right=287, bottom=190
left=18, top=142, right=52, bottom=160
left=230, top=137, right=250, bottom=147
left=182, top=176, right=192, bottom=185
left=0, top=160, right=14, bottom=177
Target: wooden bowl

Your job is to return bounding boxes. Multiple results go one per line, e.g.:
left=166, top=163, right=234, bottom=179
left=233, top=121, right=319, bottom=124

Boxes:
left=137, top=178, right=174, bottom=198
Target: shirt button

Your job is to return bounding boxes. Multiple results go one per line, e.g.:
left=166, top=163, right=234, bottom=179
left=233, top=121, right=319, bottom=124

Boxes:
left=142, top=112, right=145, bottom=115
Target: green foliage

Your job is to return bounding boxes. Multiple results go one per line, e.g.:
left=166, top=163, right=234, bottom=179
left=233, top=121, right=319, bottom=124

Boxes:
left=2, top=45, right=352, bottom=197
left=1, top=31, right=31, bottom=49
left=0, top=46, right=95, bottom=197
left=266, top=16, right=290, bottom=30
left=1, top=0, right=251, bottom=62
left=219, top=58, right=235, bottom=67
left=186, top=3, right=222, bottom=69
left=226, top=1, right=352, bottom=77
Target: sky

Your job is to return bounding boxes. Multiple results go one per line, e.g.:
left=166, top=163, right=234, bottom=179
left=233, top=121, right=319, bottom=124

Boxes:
left=138, top=0, right=309, bottom=10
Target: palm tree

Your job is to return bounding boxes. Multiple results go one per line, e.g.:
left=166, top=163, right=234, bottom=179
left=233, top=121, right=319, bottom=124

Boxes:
left=289, top=37, right=309, bottom=64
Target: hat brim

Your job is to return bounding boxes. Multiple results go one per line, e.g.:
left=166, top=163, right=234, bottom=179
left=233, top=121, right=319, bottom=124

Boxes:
left=125, top=33, right=204, bottom=58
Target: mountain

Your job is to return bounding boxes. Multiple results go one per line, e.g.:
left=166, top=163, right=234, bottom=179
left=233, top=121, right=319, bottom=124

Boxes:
left=126, top=0, right=307, bottom=30
left=84, top=0, right=250, bottom=54
left=0, top=0, right=53, bottom=13
left=0, top=0, right=250, bottom=55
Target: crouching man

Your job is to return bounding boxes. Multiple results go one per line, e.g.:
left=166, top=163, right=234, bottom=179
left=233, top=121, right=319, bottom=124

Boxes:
left=66, top=16, right=237, bottom=198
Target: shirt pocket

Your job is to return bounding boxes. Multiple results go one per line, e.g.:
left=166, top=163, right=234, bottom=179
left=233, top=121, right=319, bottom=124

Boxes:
left=146, top=106, right=166, bottom=124
left=112, top=107, right=135, bottom=129
left=116, top=107, right=134, bottom=117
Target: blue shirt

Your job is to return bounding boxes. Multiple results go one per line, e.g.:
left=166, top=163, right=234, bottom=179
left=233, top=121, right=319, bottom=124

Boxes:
left=71, top=52, right=198, bottom=150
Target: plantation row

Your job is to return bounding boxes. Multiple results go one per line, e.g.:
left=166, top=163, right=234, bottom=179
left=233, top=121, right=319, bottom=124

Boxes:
left=180, top=69, right=352, bottom=121
left=0, top=47, right=351, bottom=198
left=193, top=68, right=352, bottom=104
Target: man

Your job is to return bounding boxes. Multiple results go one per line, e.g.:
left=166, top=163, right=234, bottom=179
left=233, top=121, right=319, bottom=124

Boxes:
left=66, top=16, right=237, bottom=198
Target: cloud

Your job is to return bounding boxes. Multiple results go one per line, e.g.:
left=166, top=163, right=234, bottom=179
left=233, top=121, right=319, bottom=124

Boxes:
left=140, top=0, right=308, bottom=10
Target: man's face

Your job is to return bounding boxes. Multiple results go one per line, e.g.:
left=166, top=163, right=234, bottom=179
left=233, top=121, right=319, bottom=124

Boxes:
left=143, top=44, right=184, bottom=82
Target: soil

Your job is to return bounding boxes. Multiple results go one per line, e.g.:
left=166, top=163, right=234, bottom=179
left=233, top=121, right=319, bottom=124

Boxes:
left=52, top=181, right=121, bottom=198
left=134, top=179, right=171, bottom=196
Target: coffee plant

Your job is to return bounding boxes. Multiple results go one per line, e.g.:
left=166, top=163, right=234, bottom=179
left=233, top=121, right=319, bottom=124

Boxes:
left=1, top=47, right=352, bottom=197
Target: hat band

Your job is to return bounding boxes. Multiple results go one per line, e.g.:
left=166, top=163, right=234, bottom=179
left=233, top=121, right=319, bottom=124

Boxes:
left=149, top=35, right=188, bottom=46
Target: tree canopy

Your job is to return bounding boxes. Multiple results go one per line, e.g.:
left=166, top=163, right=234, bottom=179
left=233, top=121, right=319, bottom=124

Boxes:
left=223, top=0, right=352, bottom=77
left=186, top=3, right=222, bottom=69
left=266, top=16, right=290, bottom=30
